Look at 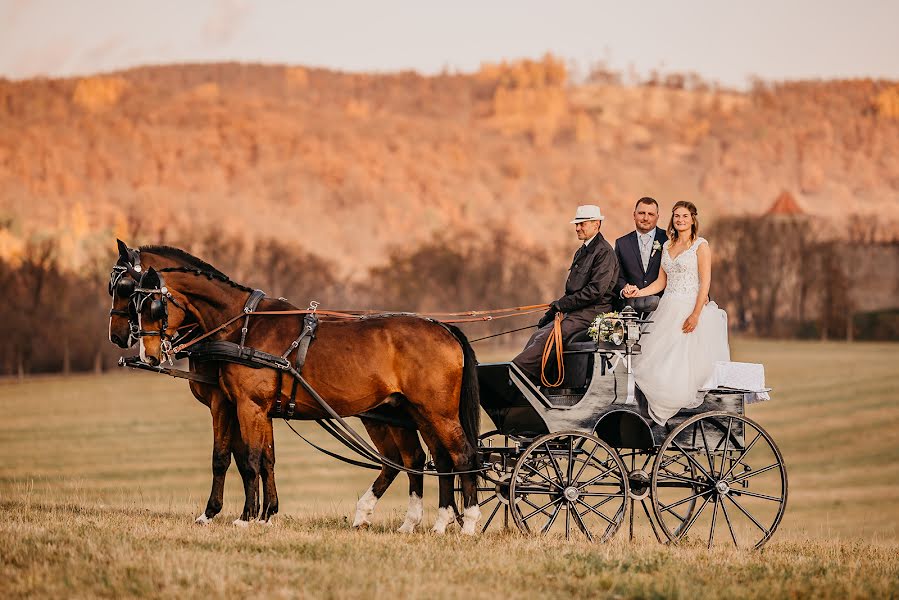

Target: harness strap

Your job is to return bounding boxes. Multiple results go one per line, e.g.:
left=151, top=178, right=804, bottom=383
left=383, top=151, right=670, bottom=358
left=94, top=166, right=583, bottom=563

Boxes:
left=239, top=289, right=266, bottom=350
left=284, top=313, right=319, bottom=417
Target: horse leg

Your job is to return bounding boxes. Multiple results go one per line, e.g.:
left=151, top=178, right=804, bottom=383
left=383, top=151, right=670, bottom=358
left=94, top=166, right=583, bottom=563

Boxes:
left=232, top=398, right=268, bottom=526
left=425, top=417, right=480, bottom=535
left=258, top=419, right=279, bottom=523
left=417, top=428, right=457, bottom=534
left=196, top=390, right=234, bottom=524
left=353, top=419, right=401, bottom=529
left=392, top=426, right=426, bottom=533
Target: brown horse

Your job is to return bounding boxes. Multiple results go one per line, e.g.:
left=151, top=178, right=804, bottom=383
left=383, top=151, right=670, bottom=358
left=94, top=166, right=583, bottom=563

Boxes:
left=109, top=242, right=441, bottom=532
left=131, top=255, right=482, bottom=533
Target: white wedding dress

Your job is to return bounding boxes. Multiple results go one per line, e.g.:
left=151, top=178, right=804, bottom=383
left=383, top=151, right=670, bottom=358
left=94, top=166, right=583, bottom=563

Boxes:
left=633, top=237, right=730, bottom=425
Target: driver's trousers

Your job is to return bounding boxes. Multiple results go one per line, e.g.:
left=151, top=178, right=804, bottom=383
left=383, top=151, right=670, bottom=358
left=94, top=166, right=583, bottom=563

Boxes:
left=512, top=311, right=596, bottom=381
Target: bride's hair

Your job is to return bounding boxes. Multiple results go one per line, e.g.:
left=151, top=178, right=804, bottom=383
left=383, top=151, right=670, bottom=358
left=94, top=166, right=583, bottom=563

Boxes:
left=667, top=201, right=699, bottom=242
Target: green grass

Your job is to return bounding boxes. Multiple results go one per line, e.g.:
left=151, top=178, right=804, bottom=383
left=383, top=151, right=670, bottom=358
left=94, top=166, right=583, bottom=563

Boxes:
left=1, top=338, right=898, bottom=598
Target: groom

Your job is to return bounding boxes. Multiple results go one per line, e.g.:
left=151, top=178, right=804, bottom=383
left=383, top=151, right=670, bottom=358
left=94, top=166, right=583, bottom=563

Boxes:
left=613, top=197, right=668, bottom=311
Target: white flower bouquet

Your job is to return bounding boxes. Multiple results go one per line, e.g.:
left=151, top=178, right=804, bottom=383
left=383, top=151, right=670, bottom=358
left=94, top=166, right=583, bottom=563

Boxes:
left=587, top=311, right=624, bottom=345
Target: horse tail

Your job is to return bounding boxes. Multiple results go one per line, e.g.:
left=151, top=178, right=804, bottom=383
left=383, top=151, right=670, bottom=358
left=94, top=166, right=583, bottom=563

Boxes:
left=442, top=323, right=480, bottom=449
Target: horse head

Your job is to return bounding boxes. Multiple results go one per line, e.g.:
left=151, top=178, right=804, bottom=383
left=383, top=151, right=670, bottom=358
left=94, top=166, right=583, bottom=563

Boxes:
left=108, top=239, right=142, bottom=348
left=134, top=267, right=191, bottom=366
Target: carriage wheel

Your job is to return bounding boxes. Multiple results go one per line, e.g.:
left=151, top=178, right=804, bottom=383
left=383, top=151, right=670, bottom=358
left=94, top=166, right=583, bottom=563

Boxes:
left=651, top=412, right=788, bottom=549
left=617, top=448, right=664, bottom=543
left=509, top=431, right=629, bottom=542
left=454, top=431, right=518, bottom=533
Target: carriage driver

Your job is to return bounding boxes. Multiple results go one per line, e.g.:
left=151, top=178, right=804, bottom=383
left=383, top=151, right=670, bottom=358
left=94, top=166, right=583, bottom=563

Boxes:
left=513, top=204, right=620, bottom=381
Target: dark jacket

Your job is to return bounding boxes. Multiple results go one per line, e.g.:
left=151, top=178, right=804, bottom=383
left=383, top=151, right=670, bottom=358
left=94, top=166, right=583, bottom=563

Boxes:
left=613, top=227, right=668, bottom=309
left=540, top=232, right=619, bottom=326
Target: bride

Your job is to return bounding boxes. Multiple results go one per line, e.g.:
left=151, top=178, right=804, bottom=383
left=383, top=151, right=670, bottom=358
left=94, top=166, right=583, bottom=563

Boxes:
left=623, top=201, right=730, bottom=425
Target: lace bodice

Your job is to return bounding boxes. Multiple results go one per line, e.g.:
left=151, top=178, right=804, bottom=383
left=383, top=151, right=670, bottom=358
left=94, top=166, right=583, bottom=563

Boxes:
left=661, top=237, right=707, bottom=297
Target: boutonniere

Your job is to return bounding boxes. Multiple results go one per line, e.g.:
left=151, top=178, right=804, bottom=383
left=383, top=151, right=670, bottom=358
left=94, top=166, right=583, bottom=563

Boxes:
left=651, top=240, right=662, bottom=258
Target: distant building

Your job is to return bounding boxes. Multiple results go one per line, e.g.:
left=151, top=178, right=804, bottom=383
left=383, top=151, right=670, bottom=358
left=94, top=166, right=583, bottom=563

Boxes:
left=765, top=191, right=805, bottom=216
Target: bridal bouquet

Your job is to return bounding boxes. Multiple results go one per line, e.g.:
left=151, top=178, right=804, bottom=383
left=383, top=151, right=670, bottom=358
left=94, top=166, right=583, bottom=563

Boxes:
left=588, top=311, right=623, bottom=345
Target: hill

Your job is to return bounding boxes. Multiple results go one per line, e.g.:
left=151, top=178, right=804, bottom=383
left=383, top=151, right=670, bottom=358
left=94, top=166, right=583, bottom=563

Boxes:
left=1, top=57, right=898, bottom=274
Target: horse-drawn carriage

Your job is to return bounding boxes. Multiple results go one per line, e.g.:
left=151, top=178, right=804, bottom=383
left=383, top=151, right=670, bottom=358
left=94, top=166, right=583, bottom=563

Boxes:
left=470, top=306, right=787, bottom=548
left=111, top=242, right=786, bottom=548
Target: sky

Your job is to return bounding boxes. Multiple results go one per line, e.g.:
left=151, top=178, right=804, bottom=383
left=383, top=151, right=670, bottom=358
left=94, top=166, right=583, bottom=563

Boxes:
left=1, top=0, right=898, bottom=88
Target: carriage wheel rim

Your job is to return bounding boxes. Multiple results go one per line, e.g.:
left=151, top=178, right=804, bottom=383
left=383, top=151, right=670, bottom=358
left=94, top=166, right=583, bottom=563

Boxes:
left=650, top=411, right=788, bottom=550
left=508, top=431, right=629, bottom=543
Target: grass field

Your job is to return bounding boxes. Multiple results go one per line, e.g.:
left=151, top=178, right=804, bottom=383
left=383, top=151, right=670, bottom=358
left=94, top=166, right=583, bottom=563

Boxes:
left=1, top=339, right=898, bottom=598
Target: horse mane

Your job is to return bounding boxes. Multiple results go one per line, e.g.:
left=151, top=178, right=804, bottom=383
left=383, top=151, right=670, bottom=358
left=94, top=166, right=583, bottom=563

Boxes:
left=138, top=245, right=254, bottom=293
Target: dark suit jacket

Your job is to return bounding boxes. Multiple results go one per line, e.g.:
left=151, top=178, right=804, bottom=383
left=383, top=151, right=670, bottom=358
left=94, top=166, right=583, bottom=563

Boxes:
left=552, top=232, right=619, bottom=324
left=613, top=227, right=668, bottom=310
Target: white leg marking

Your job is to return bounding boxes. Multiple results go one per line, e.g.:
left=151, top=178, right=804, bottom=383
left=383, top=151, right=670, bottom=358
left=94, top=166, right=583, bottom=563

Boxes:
left=461, top=504, right=482, bottom=536
left=352, top=486, right=379, bottom=528
left=431, top=506, right=455, bottom=535
left=195, top=514, right=212, bottom=525
left=232, top=518, right=250, bottom=528
left=397, top=492, right=423, bottom=533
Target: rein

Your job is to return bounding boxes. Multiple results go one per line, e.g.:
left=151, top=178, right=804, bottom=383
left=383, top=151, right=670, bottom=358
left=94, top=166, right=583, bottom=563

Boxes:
left=540, top=312, right=566, bottom=387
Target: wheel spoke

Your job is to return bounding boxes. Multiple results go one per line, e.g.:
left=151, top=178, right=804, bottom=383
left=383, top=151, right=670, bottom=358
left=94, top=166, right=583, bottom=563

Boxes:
left=719, top=494, right=739, bottom=547
left=677, top=493, right=713, bottom=539
left=570, top=505, right=595, bottom=542
left=521, top=497, right=563, bottom=523
left=659, top=488, right=713, bottom=514
left=565, top=502, right=571, bottom=538
left=541, top=503, right=563, bottom=534
left=698, top=420, right=716, bottom=476
left=721, top=432, right=762, bottom=480
left=733, top=489, right=783, bottom=502
left=707, top=497, right=719, bottom=549
left=478, top=495, right=496, bottom=508
left=641, top=498, right=664, bottom=543
left=521, top=461, right=564, bottom=490
left=655, top=471, right=706, bottom=486
left=567, top=436, right=575, bottom=482
left=725, top=494, right=770, bottom=536
left=576, top=463, right=617, bottom=489
left=571, top=443, right=600, bottom=484
left=672, top=441, right=715, bottom=482
left=543, top=442, right=566, bottom=483
left=730, top=463, right=781, bottom=484
left=579, top=491, right=627, bottom=498
left=719, top=417, right=734, bottom=478
left=576, top=498, right=616, bottom=526
left=481, top=500, right=501, bottom=532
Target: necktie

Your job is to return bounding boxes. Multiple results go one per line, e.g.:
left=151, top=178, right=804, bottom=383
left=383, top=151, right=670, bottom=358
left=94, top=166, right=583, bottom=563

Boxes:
left=640, top=235, right=650, bottom=271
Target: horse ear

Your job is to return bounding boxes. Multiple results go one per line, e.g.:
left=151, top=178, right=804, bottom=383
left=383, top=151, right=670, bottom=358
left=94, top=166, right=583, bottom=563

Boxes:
left=142, top=266, right=160, bottom=287
left=117, top=239, right=129, bottom=256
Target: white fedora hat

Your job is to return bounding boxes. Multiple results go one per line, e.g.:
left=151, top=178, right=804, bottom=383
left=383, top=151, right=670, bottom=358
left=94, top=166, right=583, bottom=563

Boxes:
left=570, top=204, right=605, bottom=223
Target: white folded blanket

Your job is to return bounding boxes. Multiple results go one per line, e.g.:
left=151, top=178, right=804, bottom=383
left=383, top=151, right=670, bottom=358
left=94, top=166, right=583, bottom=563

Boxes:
left=700, top=361, right=771, bottom=403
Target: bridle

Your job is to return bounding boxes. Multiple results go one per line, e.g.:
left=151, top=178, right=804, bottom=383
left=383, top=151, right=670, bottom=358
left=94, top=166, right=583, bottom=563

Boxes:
left=132, top=269, right=193, bottom=365
left=108, top=258, right=143, bottom=346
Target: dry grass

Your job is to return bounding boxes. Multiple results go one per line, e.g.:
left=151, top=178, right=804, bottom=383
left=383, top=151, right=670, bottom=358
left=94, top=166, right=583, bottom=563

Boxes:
left=1, top=338, right=898, bottom=598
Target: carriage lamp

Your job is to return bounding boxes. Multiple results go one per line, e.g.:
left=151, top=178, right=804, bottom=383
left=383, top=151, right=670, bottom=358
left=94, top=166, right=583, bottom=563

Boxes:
left=619, top=306, right=641, bottom=351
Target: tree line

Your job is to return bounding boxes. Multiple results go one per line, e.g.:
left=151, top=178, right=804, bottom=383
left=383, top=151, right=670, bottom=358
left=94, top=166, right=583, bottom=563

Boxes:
left=1, top=215, right=896, bottom=377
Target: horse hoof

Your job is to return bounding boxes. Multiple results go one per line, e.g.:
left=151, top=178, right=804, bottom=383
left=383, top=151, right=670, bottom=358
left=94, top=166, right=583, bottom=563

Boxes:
left=232, top=519, right=251, bottom=528
left=353, top=521, right=371, bottom=530
left=397, top=522, right=416, bottom=534
left=195, top=514, right=212, bottom=526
